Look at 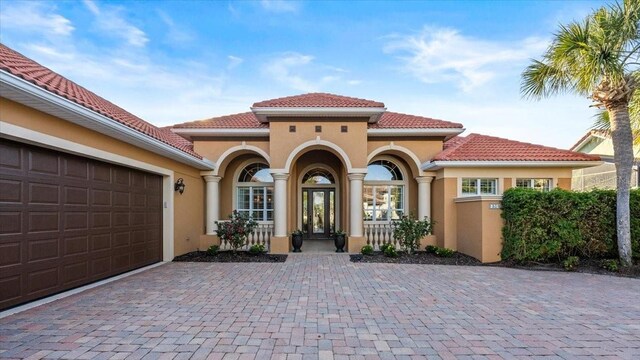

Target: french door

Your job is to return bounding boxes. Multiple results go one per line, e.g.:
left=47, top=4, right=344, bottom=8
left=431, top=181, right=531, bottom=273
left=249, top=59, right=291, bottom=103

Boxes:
left=302, top=188, right=335, bottom=239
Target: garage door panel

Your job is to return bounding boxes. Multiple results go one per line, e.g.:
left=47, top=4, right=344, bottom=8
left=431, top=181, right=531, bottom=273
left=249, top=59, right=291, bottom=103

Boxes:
left=28, top=150, right=59, bottom=176
left=0, top=140, right=162, bottom=310
left=0, top=142, right=23, bottom=170
left=0, top=179, right=22, bottom=203
left=63, top=158, right=89, bottom=180
left=64, top=186, right=89, bottom=205
left=28, top=212, right=59, bottom=233
left=0, top=211, right=22, bottom=235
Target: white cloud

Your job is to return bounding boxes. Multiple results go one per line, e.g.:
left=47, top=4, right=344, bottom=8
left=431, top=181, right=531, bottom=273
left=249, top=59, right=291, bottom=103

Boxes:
left=261, top=52, right=357, bottom=92
left=384, top=26, right=548, bottom=92
left=227, top=55, right=244, bottom=70
left=157, top=10, right=194, bottom=45
left=260, top=0, right=300, bottom=13
left=83, top=0, right=148, bottom=47
left=0, top=2, right=74, bottom=36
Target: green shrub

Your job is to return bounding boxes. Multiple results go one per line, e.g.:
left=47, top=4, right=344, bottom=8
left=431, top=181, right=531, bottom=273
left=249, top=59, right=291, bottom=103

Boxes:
left=601, top=259, right=619, bottom=272
left=392, top=215, right=434, bottom=254
left=206, top=244, right=220, bottom=256
left=249, top=243, right=265, bottom=254
left=361, top=244, right=374, bottom=255
left=563, top=256, right=580, bottom=271
left=215, top=210, right=258, bottom=252
left=383, top=245, right=398, bottom=258
left=501, top=188, right=640, bottom=262
left=434, top=247, right=455, bottom=258
left=379, top=242, right=393, bottom=253
left=425, top=245, right=438, bottom=254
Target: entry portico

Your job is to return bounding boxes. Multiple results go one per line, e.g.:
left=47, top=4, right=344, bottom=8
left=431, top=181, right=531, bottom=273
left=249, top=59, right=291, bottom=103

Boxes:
left=170, top=93, right=600, bottom=259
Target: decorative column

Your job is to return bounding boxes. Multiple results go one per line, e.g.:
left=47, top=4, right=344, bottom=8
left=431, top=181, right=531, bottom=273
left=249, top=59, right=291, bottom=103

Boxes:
left=416, top=176, right=434, bottom=220
left=272, top=173, right=289, bottom=237
left=203, top=175, right=221, bottom=234
left=348, top=173, right=366, bottom=237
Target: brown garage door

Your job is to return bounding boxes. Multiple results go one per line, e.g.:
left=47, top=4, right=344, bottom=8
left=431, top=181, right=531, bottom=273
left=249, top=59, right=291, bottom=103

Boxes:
left=0, top=139, right=162, bottom=310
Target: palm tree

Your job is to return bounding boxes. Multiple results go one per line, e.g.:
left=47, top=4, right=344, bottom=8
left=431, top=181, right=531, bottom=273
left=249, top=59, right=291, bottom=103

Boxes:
left=521, top=0, right=639, bottom=266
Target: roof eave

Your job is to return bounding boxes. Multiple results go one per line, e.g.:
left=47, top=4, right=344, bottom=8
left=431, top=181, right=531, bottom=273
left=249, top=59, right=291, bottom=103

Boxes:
left=251, top=106, right=387, bottom=123
left=421, top=160, right=604, bottom=171
left=0, top=70, right=215, bottom=170
left=171, top=128, right=270, bottom=139
left=367, top=128, right=464, bottom=138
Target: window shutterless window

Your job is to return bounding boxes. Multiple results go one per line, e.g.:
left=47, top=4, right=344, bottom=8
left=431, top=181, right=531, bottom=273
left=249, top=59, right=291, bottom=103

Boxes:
left=236, top=163, right=274, bottom=222
left=461, top=178, right=498, bottom=196
left=516, top=178, right=552, bottom=192
left=364, top=159, right=406, bottom=222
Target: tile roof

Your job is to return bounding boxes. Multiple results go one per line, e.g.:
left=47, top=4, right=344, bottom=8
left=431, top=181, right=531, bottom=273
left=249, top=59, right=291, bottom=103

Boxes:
left=172, top=112, right=267, bottom=129
left=370, top=111, right=463, bottom=129
left=0, top=43, right=201, bottom=159
left=171, top=110, right=462, bottom=130
left=252, top=93, right=385, bottom=108
left=435, top=133, right=601, bottom=162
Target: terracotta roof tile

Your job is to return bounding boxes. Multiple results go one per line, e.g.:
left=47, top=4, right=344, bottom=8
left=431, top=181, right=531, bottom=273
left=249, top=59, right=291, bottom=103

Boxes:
left=371, top=111, right=463, bottom=129
left=435, top=133, right=601, bottom=162
left=252, top=92, right=385, bottom=108
left=172, top=112, right=267, bottom=129
left=0, top=44, right=201, bottom=159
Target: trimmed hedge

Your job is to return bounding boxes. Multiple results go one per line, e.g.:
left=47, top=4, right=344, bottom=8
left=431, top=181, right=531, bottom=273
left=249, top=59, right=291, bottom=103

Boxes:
left=501, top=188, right=640, bottom=262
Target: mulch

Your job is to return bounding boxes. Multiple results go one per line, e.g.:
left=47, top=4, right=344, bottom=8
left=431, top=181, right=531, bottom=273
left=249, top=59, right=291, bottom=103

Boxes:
left=350, top=251, right=640, bottom=278
left=173, top=251, right=287, bottom=263
left=350, top=251, right=481, bottom=266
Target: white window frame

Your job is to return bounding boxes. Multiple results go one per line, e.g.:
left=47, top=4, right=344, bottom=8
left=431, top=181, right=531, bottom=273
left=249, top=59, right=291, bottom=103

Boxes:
left=461, top=178, right=498, bottom=196
left=233, top=159, right=274, bottom=223
left=516, top=178, right=553, bottom=192
left=364, top=156, right=408, bottom=223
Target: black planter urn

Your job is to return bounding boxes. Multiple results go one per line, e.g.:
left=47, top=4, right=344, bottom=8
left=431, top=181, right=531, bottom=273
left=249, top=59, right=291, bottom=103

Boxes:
left=292, top=234, right=303, bottom=252
left=334, top=233, right=346, bottom=253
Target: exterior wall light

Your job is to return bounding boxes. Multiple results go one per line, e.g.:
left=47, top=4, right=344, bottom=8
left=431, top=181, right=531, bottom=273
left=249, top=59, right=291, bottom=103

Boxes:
left=175, top=178, right=186, bottom=194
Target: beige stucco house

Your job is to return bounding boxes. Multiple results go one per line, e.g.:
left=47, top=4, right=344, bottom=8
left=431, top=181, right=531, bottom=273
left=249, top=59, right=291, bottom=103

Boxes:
left=0, top=44, right=601, bottom=310
left=570, top=130, right=639, bottom=190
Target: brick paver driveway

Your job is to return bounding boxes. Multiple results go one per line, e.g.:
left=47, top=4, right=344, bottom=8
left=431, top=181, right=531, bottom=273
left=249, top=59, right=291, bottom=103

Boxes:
left=1, top=255, right=639, bottom=360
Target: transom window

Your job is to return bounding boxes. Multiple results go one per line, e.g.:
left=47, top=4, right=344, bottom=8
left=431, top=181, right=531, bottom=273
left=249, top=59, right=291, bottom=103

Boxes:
left=516, top=178, right=552, bottom=192
left=302, top=168, right=335, bottom=185
left=461, top=178, right=498, bottom=196
left=364, top=159, right=405, bottom=222
left=237, top=162, right=273, bottom=222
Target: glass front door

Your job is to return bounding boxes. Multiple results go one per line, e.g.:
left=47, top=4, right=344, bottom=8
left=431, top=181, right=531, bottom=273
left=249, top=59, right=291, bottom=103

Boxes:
left=302, top=188, right=335, bottom=239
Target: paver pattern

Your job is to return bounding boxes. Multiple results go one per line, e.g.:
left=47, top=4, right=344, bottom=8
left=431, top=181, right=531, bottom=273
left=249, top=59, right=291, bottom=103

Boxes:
left=1, top=254, right=639, bottom=359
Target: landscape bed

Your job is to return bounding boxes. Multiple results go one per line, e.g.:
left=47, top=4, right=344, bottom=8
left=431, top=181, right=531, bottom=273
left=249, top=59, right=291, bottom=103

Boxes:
left=173, top=251, right=287, bottom=263
left=350, top=251, right=640, bottom=278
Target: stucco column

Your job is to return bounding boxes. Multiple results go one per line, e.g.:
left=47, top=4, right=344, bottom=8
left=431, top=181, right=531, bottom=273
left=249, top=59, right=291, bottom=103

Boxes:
left=348, top=173, right=366, bottom=237
left=203, top=175, right=221, bottom=235
left=272, top=173, right=289, bottom=237
left=416, top=176, right=434, bottom=220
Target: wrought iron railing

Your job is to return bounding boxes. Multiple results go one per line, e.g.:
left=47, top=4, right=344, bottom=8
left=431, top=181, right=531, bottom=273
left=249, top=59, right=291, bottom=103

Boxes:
left=217, top=222, right=273, bottom=251
left=364, top=223, right=400, bottom=250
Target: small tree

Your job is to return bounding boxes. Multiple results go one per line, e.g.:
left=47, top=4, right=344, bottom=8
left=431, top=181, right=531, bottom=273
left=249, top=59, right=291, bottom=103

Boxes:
left=215, top=210, right=258, bottom=252
left=392, top=215, right=433, bottom=254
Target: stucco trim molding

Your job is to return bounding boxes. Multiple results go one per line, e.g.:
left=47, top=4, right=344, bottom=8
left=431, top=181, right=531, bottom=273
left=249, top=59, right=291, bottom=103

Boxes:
left=0, top=70, right=215, bottom=171
left=454, top=195, right=503, bottom=203
left=422, top=160, right=603, bottom=170
left=368, top=144, right=425, bottom=176
left=367, top=128, right=464, bottom=137
left=171, top=128, right=270, bottom=138
left=282, top=138, right=361, bottom=173
left=213, top=143, right=271, bottom=176
left=251, top=107, right=386, bottom=123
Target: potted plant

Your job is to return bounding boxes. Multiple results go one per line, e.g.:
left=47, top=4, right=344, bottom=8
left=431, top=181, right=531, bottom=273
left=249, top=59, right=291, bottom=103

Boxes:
left=334, top=229, right=346, bottom=253
left=291, top=229, right=304, bottom=252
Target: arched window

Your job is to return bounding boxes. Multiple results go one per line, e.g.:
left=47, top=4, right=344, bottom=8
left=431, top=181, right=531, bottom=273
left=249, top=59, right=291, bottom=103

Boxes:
left=363, top=159, right=405, bottom=222
left=236, top=163, right=273, bottom=221
left=302, top=168, right=335, bottom=185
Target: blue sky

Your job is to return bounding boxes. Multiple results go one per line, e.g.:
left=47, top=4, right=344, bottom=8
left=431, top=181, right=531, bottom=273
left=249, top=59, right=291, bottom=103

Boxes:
left=0, top=0, right=609, bottom=148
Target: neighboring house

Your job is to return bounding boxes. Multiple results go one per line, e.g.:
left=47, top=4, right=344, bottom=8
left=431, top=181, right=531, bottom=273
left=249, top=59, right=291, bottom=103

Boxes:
left=0, top=44, right=601, bottom=310
left=570, top=130, right=640, bottom=190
